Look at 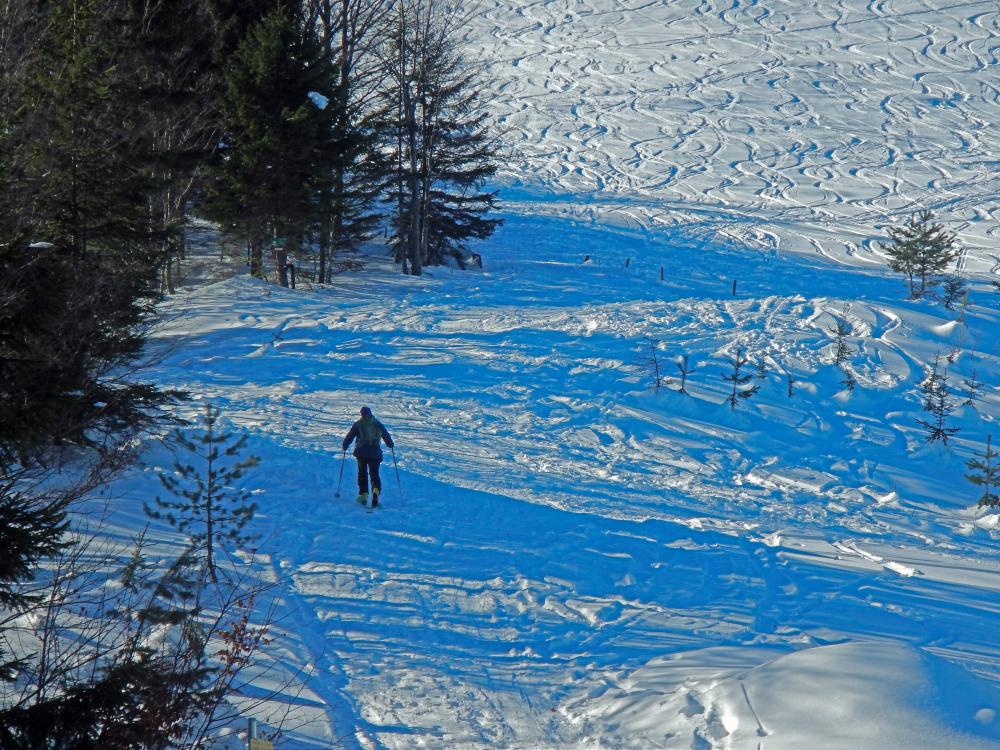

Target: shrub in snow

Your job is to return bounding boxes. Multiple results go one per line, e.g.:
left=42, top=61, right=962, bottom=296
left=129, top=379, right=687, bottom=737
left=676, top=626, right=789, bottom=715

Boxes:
left=967, top=435, right=998, bottom=507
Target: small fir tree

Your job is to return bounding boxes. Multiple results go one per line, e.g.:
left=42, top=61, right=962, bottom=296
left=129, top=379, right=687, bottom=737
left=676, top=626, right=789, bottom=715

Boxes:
left=941, top=274, right=968, bottom=311
left=881, top=210, right=959, bottom=299
left=755, top=357, right=768, bottom=381
left=722, top=346, right=760, bottom=410
left=916, top=368, right=960, bottom=445
left=147, top=404, right=260, bottom=581
left=962, top=369, right=982, bottom=406
left=786, top=373, right=795, bottom=398
left=840, top=368, right=857, bottom=392
left=966, top=435, right=999, bottom=507
left=921, top=357, right=943, bottom=412
left=829, top=314, right=852, bottom=366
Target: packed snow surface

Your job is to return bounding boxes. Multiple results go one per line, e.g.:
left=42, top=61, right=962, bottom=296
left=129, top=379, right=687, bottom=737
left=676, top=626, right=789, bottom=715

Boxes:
left=129, top=208, right=1000, bottom=748
left=107, top=1, right=1000, bottom=747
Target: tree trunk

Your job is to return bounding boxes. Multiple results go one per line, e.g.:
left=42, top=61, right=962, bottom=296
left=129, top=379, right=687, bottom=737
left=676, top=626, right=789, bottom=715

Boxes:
left=318, top=210, right=330, bottom=284
left=403, top=78, right=422, bottom=275
left=250, top=237, right=264, bottom=278
left=276, top=246, right=288, bottom=287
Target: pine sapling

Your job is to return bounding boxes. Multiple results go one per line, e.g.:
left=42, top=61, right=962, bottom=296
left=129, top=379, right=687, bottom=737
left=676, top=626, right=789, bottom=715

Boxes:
left=941, top=274, right=968, bottom=311
left=722, top=346, right=760, bottom=410
left=840, top=368, right=857, bottom=392
left=916, top=368, right=960, bottom=445
left=921, top=357, right=943, bottom=412
left=786, top=373, right=795, bottom=398
left=966, top=435, right=999, bottom=507
left=829, top=315, right=851, bottom=367
left=962, top=369, right=982, bottom=406
left=755, top=357, right=768, bottom=381
left=146, top=403, right=261, bottom=582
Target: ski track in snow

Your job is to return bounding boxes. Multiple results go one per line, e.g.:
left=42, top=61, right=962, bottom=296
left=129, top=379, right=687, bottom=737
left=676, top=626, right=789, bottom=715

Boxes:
left=471, top=0, right=1000, bottom=276
left=137, top=207, right=1000, bottom=747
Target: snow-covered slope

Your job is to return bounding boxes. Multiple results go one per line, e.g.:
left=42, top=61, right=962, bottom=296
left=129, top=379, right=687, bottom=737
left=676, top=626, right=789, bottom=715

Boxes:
left=127, top=207, right=1000, bottom=748
left=470, top=0, right=1000, bottom=273
left=97, top=1, right=1000, bottom=747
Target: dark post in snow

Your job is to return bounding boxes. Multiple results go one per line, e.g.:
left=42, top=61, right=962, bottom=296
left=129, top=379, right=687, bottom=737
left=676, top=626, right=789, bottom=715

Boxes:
left=732, top=279, right=737, bottom=296
left=660, top=266, right=664, bottom=281
left=287, top=263, right=296, bottom=289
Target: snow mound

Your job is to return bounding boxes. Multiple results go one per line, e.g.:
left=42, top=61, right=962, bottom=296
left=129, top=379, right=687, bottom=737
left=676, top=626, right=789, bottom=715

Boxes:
left=732, top=641, right=1000, bottom=749
left=567, top=642, right=1000, bottom=749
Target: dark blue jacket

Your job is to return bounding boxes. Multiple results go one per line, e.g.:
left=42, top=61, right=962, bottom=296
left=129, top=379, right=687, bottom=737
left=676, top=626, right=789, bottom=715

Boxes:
left=343, top=416, right=394, bottom=460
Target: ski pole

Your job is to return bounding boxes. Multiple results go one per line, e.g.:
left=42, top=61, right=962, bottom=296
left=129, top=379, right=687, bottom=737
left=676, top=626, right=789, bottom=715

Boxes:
left=391, top=446, right=404, bottom=506
left=334, top=449, right=346, bottom=498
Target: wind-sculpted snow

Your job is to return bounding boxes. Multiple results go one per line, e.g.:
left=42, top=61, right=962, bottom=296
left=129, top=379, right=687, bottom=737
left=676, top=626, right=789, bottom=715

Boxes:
left=130, top=213, right=1000, bottom=748
left=470, top=0, right=1000, bottom=274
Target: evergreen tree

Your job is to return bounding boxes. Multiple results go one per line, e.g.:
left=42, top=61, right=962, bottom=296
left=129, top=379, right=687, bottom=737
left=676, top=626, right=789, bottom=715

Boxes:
left=962, top=369, right=982, bottom=406
left=202, top=4, right=333, bottom=284
left=941, top=274, right=968, bottom=311
left=115, top=0, right=222, bottom=293
left=0, top=1, right=172, bottom=456
left=147, top=404, right=261, bottom=581
left=917, top=367, right=960, bottom=445
left=881, top=210, right=959, bottom=299
left=722, top=346, right=759, bottom=410
left=829, top=315, right=851, bottom=366
left=383, top=0, right=503, bottom=274
left=9, top=0, right=156, bottom=258
left=967, top=435, right=999, bottom=508
left=0, top=479, right=67, bottom=682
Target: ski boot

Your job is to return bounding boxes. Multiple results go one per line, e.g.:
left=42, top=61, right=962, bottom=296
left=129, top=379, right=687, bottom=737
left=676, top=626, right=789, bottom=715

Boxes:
left=356, top=491, right=368, bottom=507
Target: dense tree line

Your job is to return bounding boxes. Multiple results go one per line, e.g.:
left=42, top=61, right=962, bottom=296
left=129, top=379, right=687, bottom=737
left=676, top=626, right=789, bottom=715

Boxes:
left=1, top=0, right=500, bottom=744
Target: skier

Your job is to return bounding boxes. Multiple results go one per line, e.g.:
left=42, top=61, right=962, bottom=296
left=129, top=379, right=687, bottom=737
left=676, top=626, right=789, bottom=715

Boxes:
left=342, top=406, right=394, bottom=508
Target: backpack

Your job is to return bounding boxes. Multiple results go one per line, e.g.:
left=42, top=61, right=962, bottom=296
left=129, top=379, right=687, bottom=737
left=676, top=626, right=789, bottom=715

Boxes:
left=357, top=418, right=380, bottom=447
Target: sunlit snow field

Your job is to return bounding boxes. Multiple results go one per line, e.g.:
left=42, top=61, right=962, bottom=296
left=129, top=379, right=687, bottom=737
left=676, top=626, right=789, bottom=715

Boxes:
left=470, top=0, right=1000, bottom=273
left=107, top=1, right=1000, bottom=748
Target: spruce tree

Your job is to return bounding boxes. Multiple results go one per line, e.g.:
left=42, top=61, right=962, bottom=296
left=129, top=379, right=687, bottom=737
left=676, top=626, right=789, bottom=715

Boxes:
left=881, top=210, right=959, bottom=299
left=147, top=404, right=261, bottom=581
left=962, top=369, right=982, bottom=406
left=201, top=4, right=332, bottom=283
left=722, top=346, right=759, bottom=410
left=967, top=435, right=999, bottom=508
left=830, top=315, right=851, bottom=366
left=917, top=367, right=960, bottom=445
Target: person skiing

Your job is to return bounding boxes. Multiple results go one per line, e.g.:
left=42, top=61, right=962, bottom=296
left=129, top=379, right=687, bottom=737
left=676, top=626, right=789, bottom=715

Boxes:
left=342, top=406, right=394, bottom=508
